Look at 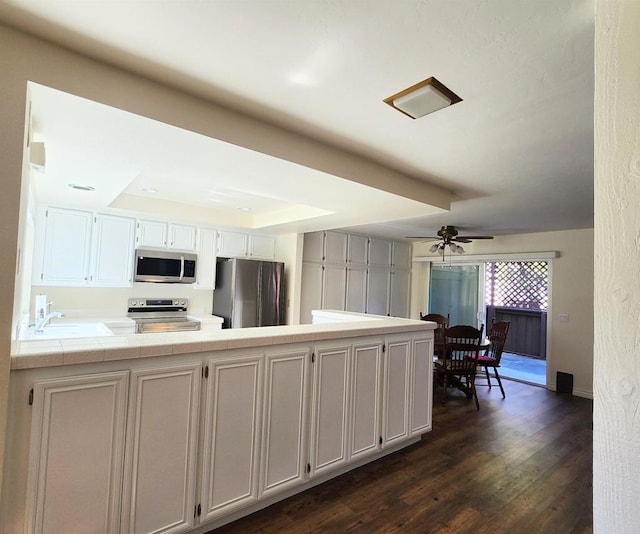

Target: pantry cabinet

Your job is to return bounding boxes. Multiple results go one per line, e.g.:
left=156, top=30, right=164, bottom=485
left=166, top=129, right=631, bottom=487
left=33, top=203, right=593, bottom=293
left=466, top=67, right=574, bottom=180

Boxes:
left=301, top=231, right=412, bottom=322
left=193, top=227, right=217, bottom=289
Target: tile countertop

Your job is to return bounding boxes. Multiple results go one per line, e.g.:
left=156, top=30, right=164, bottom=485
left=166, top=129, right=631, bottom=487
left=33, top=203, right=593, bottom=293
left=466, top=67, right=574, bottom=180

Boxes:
left=11, top=313, right=435, bottom=371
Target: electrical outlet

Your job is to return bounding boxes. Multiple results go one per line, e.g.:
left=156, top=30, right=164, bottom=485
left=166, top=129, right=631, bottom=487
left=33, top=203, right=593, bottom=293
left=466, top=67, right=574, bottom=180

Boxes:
left=559, top=313, right=569, bottom=322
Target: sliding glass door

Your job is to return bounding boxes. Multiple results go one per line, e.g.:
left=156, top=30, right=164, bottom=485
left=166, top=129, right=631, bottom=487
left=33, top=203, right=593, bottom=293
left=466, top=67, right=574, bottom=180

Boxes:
left=429, top=264, right=483, bottom=328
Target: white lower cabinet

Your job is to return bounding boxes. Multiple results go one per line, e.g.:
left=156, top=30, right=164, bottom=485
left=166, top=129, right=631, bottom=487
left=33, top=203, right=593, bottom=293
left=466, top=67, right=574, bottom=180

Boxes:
left=260, top=348, right=310, bottom=497
left=349, top=340, right=383, bottom=461
left=382, top=336, right=411, bottom=446
left=309, top=344, right=350, bottom=477
left=25, top=371, right=129, bottom=534
left=410, top=337, right=433, bottom=435
left=18, top=331, right=432, bottom=533
left=121, top=363, right=202, bottom=534
left=200, top=354, right=263, bottom=522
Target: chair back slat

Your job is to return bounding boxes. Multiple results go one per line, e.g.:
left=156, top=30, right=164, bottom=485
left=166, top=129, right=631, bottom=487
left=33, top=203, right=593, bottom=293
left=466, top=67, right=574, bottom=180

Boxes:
left=420, top=313, right=450, bottom=357
left=485, top=320, right=510, bottom=364
left=443, top=325, right=483, bottom=373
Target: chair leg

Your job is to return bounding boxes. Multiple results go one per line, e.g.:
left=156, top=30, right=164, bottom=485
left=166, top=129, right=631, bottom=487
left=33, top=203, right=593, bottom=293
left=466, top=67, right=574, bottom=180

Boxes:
left=470, top=375, right=480, bottom=410
left=441, top=374, right=448, bottom=406
left=493, top=367, right=506, bottom=398
left=484, top=365, right=491, bottom=389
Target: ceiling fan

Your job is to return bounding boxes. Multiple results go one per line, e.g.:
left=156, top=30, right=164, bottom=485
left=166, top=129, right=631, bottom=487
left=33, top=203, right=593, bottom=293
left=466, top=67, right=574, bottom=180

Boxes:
left=407, top=225, right=494, bottom=257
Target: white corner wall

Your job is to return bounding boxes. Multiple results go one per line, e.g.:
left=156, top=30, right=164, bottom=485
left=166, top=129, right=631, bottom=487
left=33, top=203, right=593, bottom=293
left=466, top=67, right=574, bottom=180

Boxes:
left=594, top=0, right=640, bottom=531
left=412, top=227, right=594, bottom=397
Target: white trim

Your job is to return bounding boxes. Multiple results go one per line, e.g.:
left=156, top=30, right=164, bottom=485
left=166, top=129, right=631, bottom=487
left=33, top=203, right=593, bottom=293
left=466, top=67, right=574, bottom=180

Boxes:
left=414, top=251, right=560, bottom=263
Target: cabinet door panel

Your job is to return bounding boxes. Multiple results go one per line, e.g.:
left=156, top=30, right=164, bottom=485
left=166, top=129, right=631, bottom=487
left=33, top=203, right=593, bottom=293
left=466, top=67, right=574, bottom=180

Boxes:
left=201, top=356, right=263, bottom=520
left=217, top=230, right=248, bottom=258
left=368, top=238, right=391, bottom=267
left=310, top=346, right=350, bottom=476
left=324, top=231, right=347, bottom=264
left=350, top=342, right=382, bottom=460
left=410, top=338, right=433, bottom=435
left=121, top=364, right=201, bottom=534
left=260, top=350, right=309, bottom=497
left=346, top=266, right=368, bottom=313
left=91, top=214, right=136, bottom=286
left=169, top=224, right=197, bottom=251
left=382, top=338, right=410, bottom=446
left=194, top=227, right=217, bottom=289
left=389, top=269, right=411, bottom=318
left=25, top=372, right=128, bottom=534
left=137, top=220, right=167, bottom=248
left=323, top=264, right=347, bottom=311
left=302, top=231, right=325, bottom=262
left=300, top=262, right=324, bottom=324
left=391, top=241, right=412, bottom=269
left=41, top=207, right=92, bottom=284
left=366, top=267, right=390, bottom=316
left=248, top=234, right=275, bottom=259
left=347, top=234, right=368, bottom=265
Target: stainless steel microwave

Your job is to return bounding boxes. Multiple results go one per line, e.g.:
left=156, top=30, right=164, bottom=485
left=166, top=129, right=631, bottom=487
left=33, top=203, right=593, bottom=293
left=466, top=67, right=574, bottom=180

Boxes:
left=134, top=249, right=197, bottom=284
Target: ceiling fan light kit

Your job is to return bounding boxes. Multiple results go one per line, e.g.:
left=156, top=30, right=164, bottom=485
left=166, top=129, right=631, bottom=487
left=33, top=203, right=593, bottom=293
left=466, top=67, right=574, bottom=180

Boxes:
left=409, top=225, right=493, bottom=259
left=383, top=77, right=462, bottom=119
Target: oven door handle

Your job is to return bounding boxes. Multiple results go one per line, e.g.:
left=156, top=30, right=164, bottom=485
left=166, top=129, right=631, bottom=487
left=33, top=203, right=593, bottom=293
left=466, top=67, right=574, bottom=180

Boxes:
left=179, top=255, right=185, bottom=281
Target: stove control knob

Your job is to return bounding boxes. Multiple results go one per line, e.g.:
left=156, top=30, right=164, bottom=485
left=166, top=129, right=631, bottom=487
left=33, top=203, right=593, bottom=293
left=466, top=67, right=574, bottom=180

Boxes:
left=180, top=300, right=185, bottom=305
left=131, top=301, right=137, bottom=307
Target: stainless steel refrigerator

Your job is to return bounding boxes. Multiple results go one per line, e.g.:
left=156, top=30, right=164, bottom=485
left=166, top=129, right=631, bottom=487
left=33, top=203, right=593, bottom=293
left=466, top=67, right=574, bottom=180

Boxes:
left=212, top=258, right=285, bottom=328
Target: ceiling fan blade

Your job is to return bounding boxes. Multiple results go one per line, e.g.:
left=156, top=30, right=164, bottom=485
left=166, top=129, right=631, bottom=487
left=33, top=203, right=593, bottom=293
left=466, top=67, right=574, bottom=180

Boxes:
left=457, top=235, right=494, bottom=240
left=453, top=237, right=472, bottom=243
left=405, top=236, right=440, bottom=241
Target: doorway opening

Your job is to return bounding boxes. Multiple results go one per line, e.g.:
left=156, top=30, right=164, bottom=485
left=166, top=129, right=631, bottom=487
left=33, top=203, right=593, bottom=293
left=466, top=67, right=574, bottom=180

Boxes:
left=428, top=259, right=548, bottom=387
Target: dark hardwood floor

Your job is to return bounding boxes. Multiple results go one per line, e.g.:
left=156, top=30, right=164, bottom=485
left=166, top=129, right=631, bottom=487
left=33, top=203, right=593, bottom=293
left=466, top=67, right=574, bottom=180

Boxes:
left=210, top=380, right=593, bottom=534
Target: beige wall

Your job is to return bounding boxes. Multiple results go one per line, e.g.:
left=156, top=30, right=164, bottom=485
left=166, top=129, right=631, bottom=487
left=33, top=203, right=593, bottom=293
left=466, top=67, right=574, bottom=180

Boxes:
left=412, top=228, right=594, bottom=397
left=594, top=0, right=640, bottom=530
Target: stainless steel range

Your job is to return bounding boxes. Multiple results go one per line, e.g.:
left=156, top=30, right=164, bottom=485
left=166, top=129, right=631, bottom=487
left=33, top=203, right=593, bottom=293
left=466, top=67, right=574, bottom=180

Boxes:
left=127, top=298, right=201, bottom=333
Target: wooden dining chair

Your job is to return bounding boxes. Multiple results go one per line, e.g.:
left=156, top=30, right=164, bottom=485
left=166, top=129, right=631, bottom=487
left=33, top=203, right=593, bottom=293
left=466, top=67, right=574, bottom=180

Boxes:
left=419, top=313, right=449, bottom=358
left=476, top=320, right=511, bottom=398
left=435, top=324, right=483, bottom=410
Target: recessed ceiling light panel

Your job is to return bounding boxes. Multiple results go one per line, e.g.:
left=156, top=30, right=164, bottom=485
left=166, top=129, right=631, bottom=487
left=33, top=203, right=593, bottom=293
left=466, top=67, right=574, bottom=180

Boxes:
left=384, top=77, right=462, bottom=119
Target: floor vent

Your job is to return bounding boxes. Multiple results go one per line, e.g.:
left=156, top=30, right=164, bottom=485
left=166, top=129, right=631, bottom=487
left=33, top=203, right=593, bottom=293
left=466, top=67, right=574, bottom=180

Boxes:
left=556, top=371, right=574, bottom=395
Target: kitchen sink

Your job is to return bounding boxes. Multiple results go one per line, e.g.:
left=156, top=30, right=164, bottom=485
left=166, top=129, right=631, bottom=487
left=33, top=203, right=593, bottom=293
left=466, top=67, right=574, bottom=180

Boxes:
left=22, top=323, right=114, bottom=340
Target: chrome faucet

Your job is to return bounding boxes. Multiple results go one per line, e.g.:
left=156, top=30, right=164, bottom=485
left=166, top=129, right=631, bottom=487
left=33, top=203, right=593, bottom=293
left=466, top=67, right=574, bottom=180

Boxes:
left=35, top=305, right=65, bottom=332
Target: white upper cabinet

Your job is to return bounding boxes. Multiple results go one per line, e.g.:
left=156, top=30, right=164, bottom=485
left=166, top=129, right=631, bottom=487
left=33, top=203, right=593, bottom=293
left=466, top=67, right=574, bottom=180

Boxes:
left=347, top=234, right=368, bottom=265
left=389, top=269, right=411, bottom=318
left=38, top=207, right=93, bottom=285
left=168, top=223, right=197, bottom=251
left=324, top=232, right=348, bottom=264
left=302, top=231, right=325, bottom=262
left=391, top=241, right=412, bottom=270
left=37, top=207, right=135, bottom=287
left=136, top=219, right=167, bottom=248
left=136, top=220, right=196, bottom=251
left=90, top=214, right=136, bottom=287
left=368, top=238, right=391, bottom=267
left=248, top=234, right=276, bottom=259
left=217, top=230, right=275, bottom=260
left=194, top=227, right=217, bottom=290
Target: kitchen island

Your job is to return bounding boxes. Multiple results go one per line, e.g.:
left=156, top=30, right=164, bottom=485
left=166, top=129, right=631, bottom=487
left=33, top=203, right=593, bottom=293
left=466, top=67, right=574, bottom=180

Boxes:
left=3, top=312, right=435, bottom=534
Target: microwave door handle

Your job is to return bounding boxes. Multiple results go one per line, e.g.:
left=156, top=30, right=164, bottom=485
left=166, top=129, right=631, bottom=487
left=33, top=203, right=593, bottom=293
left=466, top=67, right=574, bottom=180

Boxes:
left=179, top=256, right=185, bottom=281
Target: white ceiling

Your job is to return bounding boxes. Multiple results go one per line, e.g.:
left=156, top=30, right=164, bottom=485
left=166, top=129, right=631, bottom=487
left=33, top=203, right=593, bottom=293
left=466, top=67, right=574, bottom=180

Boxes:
left=0, top=0, right=594, bottom=241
